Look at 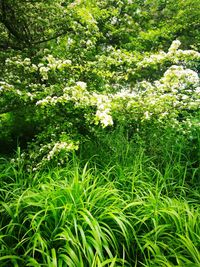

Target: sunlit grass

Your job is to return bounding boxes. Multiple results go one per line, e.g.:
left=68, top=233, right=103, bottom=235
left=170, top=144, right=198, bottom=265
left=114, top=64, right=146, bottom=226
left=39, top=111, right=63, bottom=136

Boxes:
left=0, top=137, right=199, bottom=266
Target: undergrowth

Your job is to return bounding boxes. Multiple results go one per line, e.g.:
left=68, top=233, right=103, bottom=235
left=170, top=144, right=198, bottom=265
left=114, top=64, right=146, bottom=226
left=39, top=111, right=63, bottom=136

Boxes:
left=0, top=133, right=199, bottom=266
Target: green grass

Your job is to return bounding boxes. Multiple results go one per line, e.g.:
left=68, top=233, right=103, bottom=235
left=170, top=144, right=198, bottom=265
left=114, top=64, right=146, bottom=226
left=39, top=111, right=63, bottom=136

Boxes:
left=0, top=132, right=200, bottom=266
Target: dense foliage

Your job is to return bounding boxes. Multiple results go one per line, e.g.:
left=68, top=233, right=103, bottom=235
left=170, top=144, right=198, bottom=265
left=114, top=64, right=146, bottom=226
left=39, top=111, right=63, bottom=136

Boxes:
left=0, top=0, right=200, bottom=266
left=0, top=0, right=200, bottom=166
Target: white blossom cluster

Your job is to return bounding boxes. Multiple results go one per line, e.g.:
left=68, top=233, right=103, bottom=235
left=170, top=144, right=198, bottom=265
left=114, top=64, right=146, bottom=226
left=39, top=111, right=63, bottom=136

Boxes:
left=168, top=40, right=182, bottom=54
left=46, top=141, right=79, bottom=161
left=39, top=55, right=72, bottom=80
left=36, top=54, right=199, bottom=128
left=137, top=40, right=200, bottom=68
left=0, top=81, right=14, bottom=92
left=36, top=82, right=114, bottom=127
left=160, top=65, right=199, bottom=91
left=92, top=93, right=113, bottom=127
left=5, top=54, right=72, bottom=82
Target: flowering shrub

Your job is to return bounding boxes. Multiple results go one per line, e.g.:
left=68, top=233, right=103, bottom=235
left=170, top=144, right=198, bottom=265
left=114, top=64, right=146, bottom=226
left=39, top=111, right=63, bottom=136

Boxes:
left=0, top=40, right=199, bottom=168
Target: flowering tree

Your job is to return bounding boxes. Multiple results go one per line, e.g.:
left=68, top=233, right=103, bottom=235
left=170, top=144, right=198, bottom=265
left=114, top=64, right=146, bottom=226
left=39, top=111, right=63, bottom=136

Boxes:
left=0, top=0, right=199, bottom=167
left=1, top=38, right=199, bottom=168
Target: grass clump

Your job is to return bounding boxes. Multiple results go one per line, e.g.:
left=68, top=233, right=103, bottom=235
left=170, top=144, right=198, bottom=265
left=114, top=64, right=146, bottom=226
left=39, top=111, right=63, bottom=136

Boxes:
left=0, top=160, right=133, bottom=266
left=0, top=140, right=200, bottom=267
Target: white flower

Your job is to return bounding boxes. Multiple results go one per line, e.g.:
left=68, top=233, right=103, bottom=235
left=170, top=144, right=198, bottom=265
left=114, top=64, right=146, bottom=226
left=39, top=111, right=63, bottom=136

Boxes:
left=195, top=87, right=200, bottom=94
left=39, top=66, right=49, bottom=80
left=111, top=17, right=118, bottom=25
left=101, top=114, right=113, bottom=127
left=144, top=111, right=150, bottom=120
left=76, top=81, right=87, bottom=89
left=30, top=64, right=38, bottom=72
left=168, top=40, right=181, bottom=54
left=86, top=40, right=93, bottom=46
left=182, top=95, right=189, bottom=100
left=23, top=58, right=31, bottom=65
left=63, top=59, right=72, bottom=65
left=67, top=37, right=73, bottom=46
left=95, top=110, right=113, bottom=127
